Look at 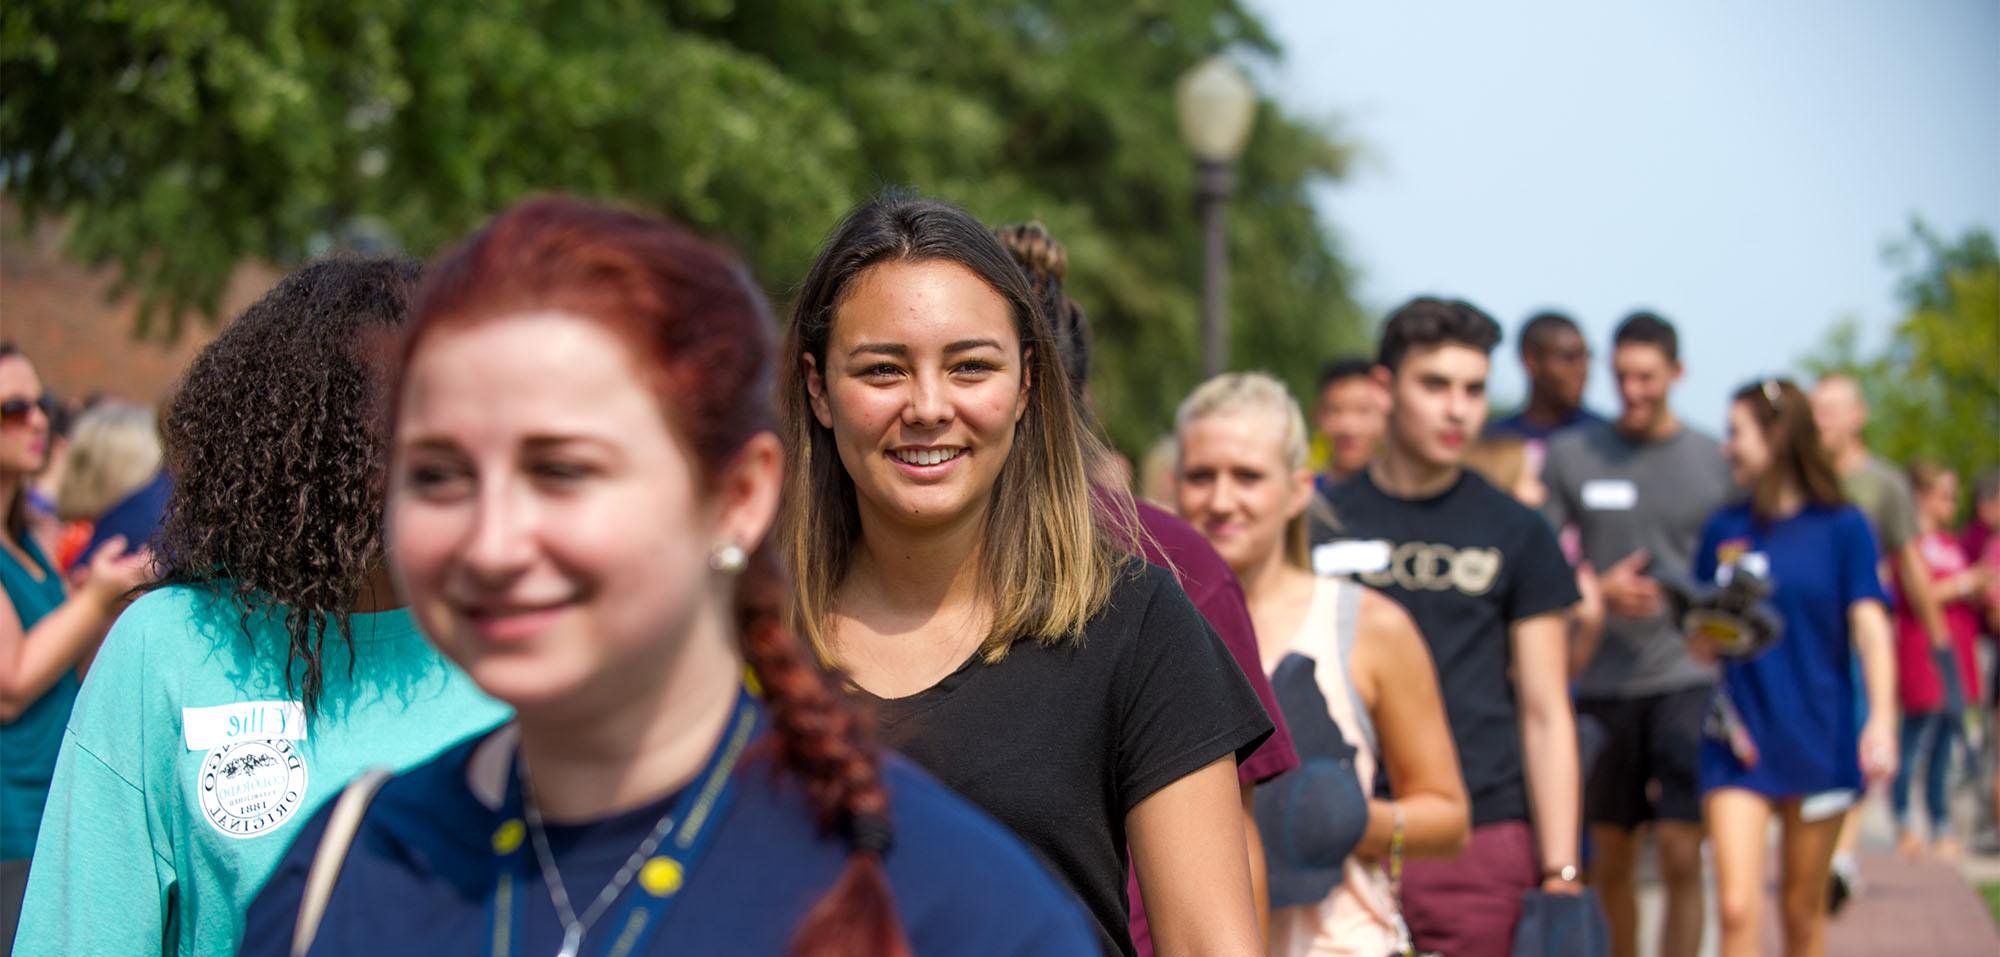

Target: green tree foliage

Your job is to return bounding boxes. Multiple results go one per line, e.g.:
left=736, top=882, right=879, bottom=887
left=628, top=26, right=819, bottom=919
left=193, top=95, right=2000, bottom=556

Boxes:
left=1801, top=222, right=2000, bottom=508
left=1, top=0, right=1366, bottom=454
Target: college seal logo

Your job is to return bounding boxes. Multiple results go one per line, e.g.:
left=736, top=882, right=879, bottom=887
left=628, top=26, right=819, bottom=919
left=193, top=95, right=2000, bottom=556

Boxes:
left=197, top=739, right=309, bottom=839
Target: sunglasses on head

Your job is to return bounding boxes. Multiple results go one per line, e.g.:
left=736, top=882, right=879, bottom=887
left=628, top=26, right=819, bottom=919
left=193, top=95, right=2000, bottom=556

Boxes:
left=1756, top=377, right=1795, bottom=410
left=0, top=393, right=57, bottom=425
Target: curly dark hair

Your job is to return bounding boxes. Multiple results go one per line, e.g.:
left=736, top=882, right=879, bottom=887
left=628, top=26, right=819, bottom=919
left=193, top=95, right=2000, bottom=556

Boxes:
left=151, top=257, right=421, bottom=715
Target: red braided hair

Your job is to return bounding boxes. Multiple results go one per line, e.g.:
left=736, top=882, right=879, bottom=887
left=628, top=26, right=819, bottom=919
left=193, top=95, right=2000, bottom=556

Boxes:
left=402, top=195, right=908, bottom=957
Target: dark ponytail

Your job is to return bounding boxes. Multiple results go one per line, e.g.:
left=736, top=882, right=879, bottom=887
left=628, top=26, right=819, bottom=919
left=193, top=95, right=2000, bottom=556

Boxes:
left=994, top=222, right=1091, bottom=406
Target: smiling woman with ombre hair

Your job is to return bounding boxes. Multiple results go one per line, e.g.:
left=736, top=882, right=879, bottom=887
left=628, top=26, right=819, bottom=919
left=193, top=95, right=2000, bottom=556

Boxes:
left=237, top=196, right=1094, bottom=957
left=781, top=192, right=1273, bottom=957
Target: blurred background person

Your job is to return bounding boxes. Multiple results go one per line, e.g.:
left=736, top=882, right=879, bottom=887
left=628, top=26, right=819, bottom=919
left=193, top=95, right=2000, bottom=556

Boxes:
left=1138, top=436, right=1180, bottom=509
left=1809, top=372, right=1950, bottom=908
left=1889, top=462, right=1987, bottom=863
left=15, top=261, right=510, bottom=957
left=1968, top=470, right=2000, bottom=854
left=242, top=196, right=1095, bottom=957
left=1966, top=471, right=2000, bottom=624
left=1464, top=436, right=1546, bottom=510
left=1696, top=379, right=1897, bottom=957
left=49, top=401, right=161, bottom=573
left=0, top=345, right=151, bottom=949
left=1315, top=299, right=1585, bottom=957
left=996, top=221, right=1299, bottom=954
left=1306, top=358, right=1391, bottom=545
left=1312, top=357, right=1388, bottom=489
left=1485, top=311, right=1604, bottom=448
left=19, top=397, right=73, bottom=557
left=1174, top=370, right=1467, bottom=957
left=1540, top=312, right=1733, bottom=957
left=782, top=194, right=1270, bottom=957
left=1463, top=436, right=1603, bottom=680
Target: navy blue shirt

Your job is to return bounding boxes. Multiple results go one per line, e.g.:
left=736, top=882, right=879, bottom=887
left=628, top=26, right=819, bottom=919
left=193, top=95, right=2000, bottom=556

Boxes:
left=240, top=726, right=1096, bottom=956
left=1485, top=406, right=1607, bottom=443
left=1694, top=503, right=1885, bottom=798
left=69, top=472, right=170, bottom=572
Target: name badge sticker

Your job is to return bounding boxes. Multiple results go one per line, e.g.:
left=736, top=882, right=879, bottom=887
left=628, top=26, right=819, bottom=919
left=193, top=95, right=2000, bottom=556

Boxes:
left=1313, top=539, right=1393, bottom=577
left=1581, top=479, right=1638, bottom=511
left=183, top=701, right=308, bottom=752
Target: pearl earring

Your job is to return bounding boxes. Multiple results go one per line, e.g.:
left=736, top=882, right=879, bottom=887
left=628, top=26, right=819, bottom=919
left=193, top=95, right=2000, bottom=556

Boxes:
left=708, top=542, right=747, bottom=574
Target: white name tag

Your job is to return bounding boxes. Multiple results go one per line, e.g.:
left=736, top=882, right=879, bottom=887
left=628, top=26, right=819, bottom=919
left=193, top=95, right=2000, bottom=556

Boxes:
left=1581, top=479, right=1638, bottom=511
left=1313, top=539, right=1393, bottom=577
left=183, top=701, right=307, bottom=751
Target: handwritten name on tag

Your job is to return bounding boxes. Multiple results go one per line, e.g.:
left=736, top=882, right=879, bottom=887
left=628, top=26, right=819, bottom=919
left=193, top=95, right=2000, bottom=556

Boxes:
left=183, top=701, right=307, bottom=751
left=1313, top=539, right=1393, bottom=577
left=1581, top=479, right=1638, bottom=511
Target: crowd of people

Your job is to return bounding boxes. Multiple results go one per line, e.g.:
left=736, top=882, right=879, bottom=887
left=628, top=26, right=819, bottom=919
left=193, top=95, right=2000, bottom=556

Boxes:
left=1, top=190, right=1996, bottom=957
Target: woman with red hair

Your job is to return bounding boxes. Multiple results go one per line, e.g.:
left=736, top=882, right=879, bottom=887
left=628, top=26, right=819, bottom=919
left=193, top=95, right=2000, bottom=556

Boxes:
left=240, top=196, right=1093, bottom=956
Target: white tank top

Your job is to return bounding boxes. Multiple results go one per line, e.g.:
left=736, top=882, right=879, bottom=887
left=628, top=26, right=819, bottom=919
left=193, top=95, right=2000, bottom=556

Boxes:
left=1268, top=577, right=1407, bottom=957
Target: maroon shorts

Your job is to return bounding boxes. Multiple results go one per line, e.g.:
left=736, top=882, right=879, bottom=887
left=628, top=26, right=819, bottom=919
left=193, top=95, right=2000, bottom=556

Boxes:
left=1399, top=820, right=1539, bottom=957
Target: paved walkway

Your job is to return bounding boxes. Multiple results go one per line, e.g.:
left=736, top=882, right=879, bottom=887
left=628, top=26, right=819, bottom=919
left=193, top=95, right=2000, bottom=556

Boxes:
left=1629, top=789, right=2000, bottom=956
left=1822, top=851, right=1999, bottom=956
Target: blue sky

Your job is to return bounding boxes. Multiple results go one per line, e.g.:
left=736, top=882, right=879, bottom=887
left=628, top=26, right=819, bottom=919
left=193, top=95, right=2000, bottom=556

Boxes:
left=1246, top=0, right=2000, bottom=432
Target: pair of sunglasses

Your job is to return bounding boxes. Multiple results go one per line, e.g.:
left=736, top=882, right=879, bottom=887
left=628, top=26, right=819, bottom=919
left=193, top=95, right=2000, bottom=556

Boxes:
left=0, top=393, right=56, bottom=425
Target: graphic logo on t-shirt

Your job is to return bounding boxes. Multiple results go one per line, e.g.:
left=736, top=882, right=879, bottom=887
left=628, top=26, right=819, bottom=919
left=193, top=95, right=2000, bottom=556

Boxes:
left=196, top=739, right=309, bottom=839
left=1357, top=542, right=1504, bottom=596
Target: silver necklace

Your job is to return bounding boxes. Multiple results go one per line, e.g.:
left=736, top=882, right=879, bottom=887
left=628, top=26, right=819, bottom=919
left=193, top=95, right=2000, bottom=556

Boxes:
left=519, top=760, right=680, bottom=957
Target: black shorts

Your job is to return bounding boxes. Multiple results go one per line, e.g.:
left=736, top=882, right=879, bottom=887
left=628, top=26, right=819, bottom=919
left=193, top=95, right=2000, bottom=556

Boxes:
left=1577, top=686, right=1710, bottom=829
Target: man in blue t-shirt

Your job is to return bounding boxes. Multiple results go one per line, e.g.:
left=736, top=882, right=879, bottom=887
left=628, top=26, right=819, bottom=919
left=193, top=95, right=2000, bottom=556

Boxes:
left=1314, top=298, right=1584, bottom=957
left=1487, top=310, right=1607, bottom=447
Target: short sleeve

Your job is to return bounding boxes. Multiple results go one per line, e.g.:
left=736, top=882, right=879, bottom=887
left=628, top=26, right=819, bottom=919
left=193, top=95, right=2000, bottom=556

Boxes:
left=1111, top=568, right=1273, bottom=813
left=14, top=610, right=175, bottom=956
left=1878, top=475, right=1920, bottom=554
left=1506, top=510, right=1582, bottom=623
left=1837, top=507, right=1889, bottom=610
left=14, top=742, right=174, bottom=956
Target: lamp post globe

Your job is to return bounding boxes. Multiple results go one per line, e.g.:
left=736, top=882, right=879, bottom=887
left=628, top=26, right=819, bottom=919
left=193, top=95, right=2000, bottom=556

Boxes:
left=1176, top=55, right=1257, bottom=163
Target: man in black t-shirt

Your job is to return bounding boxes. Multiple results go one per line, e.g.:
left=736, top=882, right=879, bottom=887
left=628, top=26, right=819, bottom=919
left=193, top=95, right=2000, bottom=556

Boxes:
left=1313, top=297, right=1584, bottom=957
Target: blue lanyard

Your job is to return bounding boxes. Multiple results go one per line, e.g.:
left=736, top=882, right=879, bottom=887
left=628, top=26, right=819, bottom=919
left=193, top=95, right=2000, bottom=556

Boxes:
left=487, top=687, right=762, bottom=957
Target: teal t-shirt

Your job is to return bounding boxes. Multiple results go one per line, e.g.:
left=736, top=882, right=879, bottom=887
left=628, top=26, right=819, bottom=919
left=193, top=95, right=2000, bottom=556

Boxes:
left=13, top=585, right=509, bottom=956
left=0, top=535, right=70, bottom=860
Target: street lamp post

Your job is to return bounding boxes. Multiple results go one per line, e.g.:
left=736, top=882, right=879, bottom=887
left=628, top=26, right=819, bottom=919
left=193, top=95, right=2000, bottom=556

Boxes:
left=1176, top=55, right=1257, bottom=379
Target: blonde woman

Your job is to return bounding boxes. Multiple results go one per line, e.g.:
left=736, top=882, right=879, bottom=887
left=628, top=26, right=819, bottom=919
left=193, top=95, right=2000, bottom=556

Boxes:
left=1173, top=372, right=1468, bottom=957
left=782, top=193, right=1273, bottom=956
left=52, top=401, right=164, bottom=572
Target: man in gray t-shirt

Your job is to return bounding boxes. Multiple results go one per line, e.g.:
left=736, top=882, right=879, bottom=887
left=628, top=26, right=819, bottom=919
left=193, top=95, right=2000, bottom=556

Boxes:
left=1542, top=313, right=1731, bottom=957
left=1547, top=424, right=1731, bottom=696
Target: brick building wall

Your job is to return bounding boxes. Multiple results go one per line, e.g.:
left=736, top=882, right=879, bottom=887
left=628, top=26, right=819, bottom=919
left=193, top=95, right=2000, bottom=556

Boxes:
left=0, top=198, right=278, bottom=408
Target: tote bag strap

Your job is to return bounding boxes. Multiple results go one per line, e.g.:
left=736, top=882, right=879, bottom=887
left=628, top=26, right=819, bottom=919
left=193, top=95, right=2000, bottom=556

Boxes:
left=292, top=766, right=394, bottom=957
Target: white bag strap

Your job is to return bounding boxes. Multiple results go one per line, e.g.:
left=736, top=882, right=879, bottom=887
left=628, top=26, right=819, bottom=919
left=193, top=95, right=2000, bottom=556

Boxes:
left=291, top=767, right=394, bottom=957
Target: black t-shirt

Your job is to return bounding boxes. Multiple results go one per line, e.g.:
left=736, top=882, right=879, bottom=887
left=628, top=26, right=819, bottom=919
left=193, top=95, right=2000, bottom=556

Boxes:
left=856, top=562, right=1274, bottom=957
left=1315, top=470, right=1579, bottom=827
